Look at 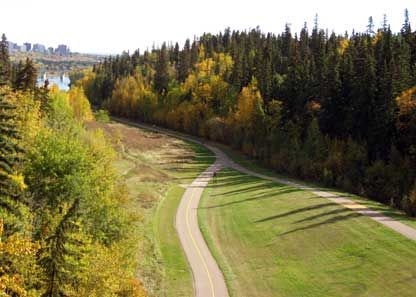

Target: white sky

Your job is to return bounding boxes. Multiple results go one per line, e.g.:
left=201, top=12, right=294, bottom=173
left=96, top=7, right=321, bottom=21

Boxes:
left=1, top=0, right=416, bottom=54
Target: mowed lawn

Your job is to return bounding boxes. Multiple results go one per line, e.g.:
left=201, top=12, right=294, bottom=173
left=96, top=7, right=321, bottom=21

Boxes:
left=199, top=168, right=416, bottom=297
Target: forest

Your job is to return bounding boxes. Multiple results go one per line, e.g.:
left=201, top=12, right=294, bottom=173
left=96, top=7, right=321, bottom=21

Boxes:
left=0, top=34, right=146, bottom=296
left=74, top=12, right=416, bottom=216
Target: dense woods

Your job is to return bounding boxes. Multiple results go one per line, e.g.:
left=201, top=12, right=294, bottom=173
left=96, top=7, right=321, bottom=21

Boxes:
left=75, top=12, right=416, bottom=215
left=0, top=34, right=146, bottom=296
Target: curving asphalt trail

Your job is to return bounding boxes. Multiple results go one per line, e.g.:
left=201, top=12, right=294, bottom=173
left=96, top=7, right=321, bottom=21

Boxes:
left=114, top=118, right=416, bottom=297
left=176, top=159, right=228, bottom=297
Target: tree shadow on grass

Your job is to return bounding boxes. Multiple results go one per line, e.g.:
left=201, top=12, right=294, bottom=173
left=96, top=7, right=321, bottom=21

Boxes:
left=211, top=182, right=281, bottom=197
left=276, top=212, right=363, bottom=236
left=294, top=208, right=355, bottom=224
left=201, top=188, right=300, bottom=209
left=254, top=202, right=337, bottom=223
left=275, top=209, right=399, bottom=237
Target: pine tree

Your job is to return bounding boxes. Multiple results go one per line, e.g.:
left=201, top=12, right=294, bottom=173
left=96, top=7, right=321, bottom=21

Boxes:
left=173, top=42, right=180, bottom=66
left=190, top=40, right=199, bottom=67
left=401, top=9, right=411, bottom=37
left=41, top=198, right=89, bottom=297
left=154, top=43, right=169, bottom=94
left=0, top=34, right=10, bottom=86
left=320, top=41, right=343, bottom=137
left=367, top=16, right=375, bottom=35
left=14, top=58, right=38, bottom=91
left=178, top=39, right=191, bottom=82
left=0, top=90, right=26, bottom=233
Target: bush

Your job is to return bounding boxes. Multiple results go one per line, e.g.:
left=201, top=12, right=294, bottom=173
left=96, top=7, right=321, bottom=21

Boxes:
left=342, top=139, right=367, bottom=193
left=95, top=109, right=110, bottom=123
left=364, top=160, right=393, bottom=204
left=402, top=183, right=416, bottom=217
left=205, top=117, right=227, bottom=142
left=322, top=168, right=335, bottom=186
left=324, top=139, right=345, bottom=186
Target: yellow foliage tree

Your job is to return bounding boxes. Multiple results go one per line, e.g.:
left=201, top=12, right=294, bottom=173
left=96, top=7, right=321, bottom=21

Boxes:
left=235, top=78, right=263, bottom=125
left=109, top=74, right=156, bottom=120
left=68, top=86, right=94, bottom=122
left=74, top=243, right=147, bottom=297
left=0, top=220, right=40, bottom=297
left=3, top=89, right=42, bottom=148
left=396, top=87, right=416, bottom=157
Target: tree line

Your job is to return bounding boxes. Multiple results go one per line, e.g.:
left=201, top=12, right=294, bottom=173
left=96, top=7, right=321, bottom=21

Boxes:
left=0, top=34, right=146, bottom=296
left=75, top=12, right=416, bottom=215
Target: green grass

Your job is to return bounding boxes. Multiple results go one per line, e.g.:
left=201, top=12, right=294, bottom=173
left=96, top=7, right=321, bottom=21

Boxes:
left=199, top=168, right=416, bottom=297
left=154, top=185, right=191, bottom=296
left=214, top=143, right=416, bottom=229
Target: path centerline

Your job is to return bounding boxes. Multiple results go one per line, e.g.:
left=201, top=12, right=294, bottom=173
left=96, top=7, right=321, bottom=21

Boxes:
left=185, top=187, right=216, bottom=297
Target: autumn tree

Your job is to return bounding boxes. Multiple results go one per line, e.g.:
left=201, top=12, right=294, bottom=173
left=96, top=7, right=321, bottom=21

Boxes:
left=68, top=86, right=93, bottom=122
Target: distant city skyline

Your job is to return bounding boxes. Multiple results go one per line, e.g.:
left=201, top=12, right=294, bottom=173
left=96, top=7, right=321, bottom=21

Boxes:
left=7, top=39, right=71, bottom=56
left=1, top=0, right=416, bottom=55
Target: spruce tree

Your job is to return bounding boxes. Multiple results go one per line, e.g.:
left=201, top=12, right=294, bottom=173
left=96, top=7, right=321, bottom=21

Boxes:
left=367, top=16, right=375, bottom=35
left=190, top=40, right=199, bottom=66
left=42, top=198, right=88, bottom=297
left=0, top=89, right=26, bottom=233
left=0, top=34, right=10, bottom=86
left=173, top=42, right=180, bottom=66
left=178, top=39, right=191, bottom=82
left=154, top=43, right=169, bottom=94
left=14, top=58, right=38, bottom=91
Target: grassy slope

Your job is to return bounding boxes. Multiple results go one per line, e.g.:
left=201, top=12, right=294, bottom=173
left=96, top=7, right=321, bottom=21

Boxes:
left=92, top=120, right=214, bottom=296
left=199, top=168, right=416, bottom=297
left=214, top=144, right=416, bottom=229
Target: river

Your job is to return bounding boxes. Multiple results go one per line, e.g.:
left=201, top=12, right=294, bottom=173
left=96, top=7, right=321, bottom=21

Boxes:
left=37, top=73, right=71, bottom=91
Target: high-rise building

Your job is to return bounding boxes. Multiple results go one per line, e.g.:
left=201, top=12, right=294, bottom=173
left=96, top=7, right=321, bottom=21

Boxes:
left=23, top=42, right=31, bottom=51
left=7, top=41, right=18, bottom=52
left=33, top=43, right=46, bottom=53
left=55, top=44, right=70, bottom=56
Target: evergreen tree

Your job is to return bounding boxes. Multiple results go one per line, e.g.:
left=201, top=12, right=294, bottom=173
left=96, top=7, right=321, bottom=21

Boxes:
left=0, top=34, right=10, bottom=86
left=0, top=90, right=26, bottom=233
left=367, top=16, right=375, bottom=35
left=178, top=39, right=191, bottom=82
left=173, top=42, right=180, bottom=66
left=190, top=40, right=199, bottom=66
left=154, top=43, right=169, bottom=94
left=41, top=198, right=88, bottom=297
left=14, top=58, right=38, bottom=91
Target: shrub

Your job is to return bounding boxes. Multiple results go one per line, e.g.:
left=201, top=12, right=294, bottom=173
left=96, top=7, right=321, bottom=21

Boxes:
left=342, top=139, right=367, bottom=193
left=324, top=139, right=345, bottom=186
left=364, top=160, right=393, bottom=204
left=402, top=183, right=416, bottom=217
left=322, top=168, right=335, bottom=186
left=95, top=109, right=110, bottom=123
left=205, top=117, right=227, bottom=142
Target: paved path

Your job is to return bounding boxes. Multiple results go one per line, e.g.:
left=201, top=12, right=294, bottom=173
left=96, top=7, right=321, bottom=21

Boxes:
left=176, top=160, right=229, bottom=297
left=114, top=118, right=416, bottom=297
